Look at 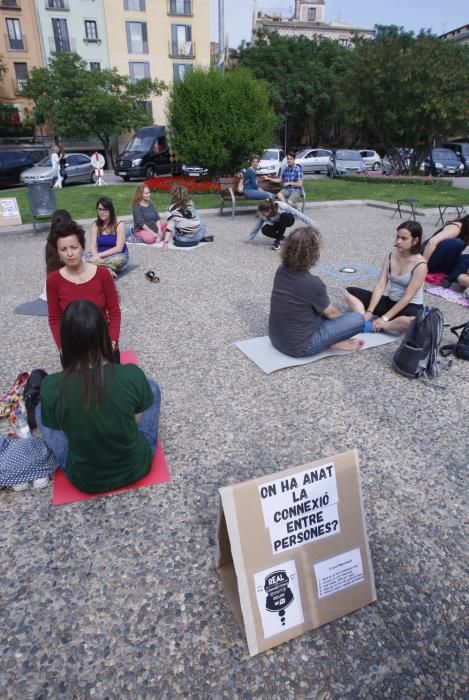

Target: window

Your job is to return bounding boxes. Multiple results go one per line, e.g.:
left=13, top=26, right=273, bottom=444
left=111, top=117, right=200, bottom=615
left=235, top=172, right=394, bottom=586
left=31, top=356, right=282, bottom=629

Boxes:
left=84, top=20, right=98, bottom=40
left=171, top=23, right=192, bottom=57
left=307, top=7, right=316, bottom=21
left=14, top=62, right=28, bottom=91
left=173, top=63, right=192, bottom=82
left=126, top=21, right=148, bottom=53
left=124, top=0, right=145, bottom=10
left=2, top=0, right=19, bottom=7
left=169, top=0, right=192, bottom=15
left=6, top=18, right=23, bottom=50
left=142, top=101, right=152, bottom=118
left=47, top=0, right=67, bottom=8
left=52, top=18, right=70, bottom=52
left=338, top=38, right=349, bottom=47
left=129, top=61, right=150, bottom=83
left=89, top=61, right=101, bottom=71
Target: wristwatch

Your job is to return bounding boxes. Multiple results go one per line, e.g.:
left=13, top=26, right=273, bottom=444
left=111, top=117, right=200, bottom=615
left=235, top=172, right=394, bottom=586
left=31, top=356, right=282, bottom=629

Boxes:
left=381, top=315, right=389, bottom=322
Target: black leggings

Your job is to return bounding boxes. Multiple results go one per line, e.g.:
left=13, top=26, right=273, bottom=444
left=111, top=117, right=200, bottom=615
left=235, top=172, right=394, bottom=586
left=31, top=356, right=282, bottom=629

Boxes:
left=346, top=287, right=421, bottom=317
left=261, top=212, right=295, bottom=244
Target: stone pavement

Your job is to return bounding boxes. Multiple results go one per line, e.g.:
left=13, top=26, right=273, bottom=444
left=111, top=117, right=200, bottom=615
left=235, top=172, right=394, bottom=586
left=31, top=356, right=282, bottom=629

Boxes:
left=0, top=203, right=467, bottom=699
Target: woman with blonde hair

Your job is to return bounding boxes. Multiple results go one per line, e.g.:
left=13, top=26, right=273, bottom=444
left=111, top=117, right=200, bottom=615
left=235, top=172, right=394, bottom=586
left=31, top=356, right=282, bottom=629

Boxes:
left=162, top=184, right=207, bottom=250
left=131, top=183, right=164, bottom=244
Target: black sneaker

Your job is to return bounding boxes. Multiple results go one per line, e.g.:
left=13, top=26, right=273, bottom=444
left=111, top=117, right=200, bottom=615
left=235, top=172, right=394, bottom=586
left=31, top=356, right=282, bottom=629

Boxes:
left=271, top=241, right=280, bottom=251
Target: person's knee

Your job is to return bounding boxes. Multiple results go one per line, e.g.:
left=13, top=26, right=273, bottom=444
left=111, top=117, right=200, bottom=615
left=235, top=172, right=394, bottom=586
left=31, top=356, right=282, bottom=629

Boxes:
left=148, top=379, right=161, bottom=406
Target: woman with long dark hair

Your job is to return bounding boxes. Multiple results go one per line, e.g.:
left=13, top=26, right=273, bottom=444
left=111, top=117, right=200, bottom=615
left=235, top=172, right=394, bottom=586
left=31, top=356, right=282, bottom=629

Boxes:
left=46, top=220, right=121, bottom=354
left=88, top=196, right=129, bottom=273
left=37, top=300, right=161, bottom=494
left=345, top=221, right=427, bottom=334
left=422, top=213, right=469, bottom=287
left=249, top=198, right=313, bottom=251
left=269, top=226, right=364, bottom=357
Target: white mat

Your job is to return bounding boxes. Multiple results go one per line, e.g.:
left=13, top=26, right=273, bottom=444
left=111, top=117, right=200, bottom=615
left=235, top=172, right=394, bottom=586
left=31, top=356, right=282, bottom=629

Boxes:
left=127, top=239, right=208, bottom=251
left=234, top=333, right=402, bottom=374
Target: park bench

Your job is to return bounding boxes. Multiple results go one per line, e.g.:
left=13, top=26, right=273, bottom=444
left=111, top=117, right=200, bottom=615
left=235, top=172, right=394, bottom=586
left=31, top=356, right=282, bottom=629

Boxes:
left=218, top=176, right=306, bottom=217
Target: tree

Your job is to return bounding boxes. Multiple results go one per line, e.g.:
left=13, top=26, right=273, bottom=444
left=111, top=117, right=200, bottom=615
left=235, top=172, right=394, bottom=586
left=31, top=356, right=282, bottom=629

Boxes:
left=167, top=67, right=276, bottom=176
left=21, top=53, right=166, bottom=165
left=238, top=32, right=351, bottom=146
left=342, top=27, right=469, bottom=171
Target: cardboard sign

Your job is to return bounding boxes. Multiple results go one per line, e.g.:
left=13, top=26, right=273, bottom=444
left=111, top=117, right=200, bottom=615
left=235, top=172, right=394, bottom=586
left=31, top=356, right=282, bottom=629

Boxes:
left=0, top=198, right=22, bottom=227
left=217, top=449, right=376, bottom=656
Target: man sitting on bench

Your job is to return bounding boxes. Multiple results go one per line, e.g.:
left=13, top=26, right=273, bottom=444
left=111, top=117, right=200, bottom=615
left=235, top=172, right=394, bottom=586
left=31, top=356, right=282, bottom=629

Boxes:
left=265, top=151, right=303, bottom=208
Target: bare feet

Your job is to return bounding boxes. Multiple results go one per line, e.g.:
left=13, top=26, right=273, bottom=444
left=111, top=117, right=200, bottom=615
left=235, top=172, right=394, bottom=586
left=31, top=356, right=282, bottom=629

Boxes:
left=330, top=338, right=364, bottom=351
left=162, top=241, right=169, bottom=252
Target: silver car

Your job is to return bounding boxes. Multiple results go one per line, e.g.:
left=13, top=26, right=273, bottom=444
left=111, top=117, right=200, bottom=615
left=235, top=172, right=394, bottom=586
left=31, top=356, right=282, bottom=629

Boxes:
left=20, top=153, right=96, bottom=185
left=359, top=149, right=382, bottom=171
left=328, top=150, right=367, bottom=177
left=292, top=147, right=333, bottom=174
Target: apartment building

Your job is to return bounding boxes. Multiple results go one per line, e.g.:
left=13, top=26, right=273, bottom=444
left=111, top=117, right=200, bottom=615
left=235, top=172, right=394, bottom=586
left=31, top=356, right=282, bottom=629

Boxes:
left=0, top=0, right=43, bottom=122
left=34, top=0, right=110, bottom=70
left=103, top=0, right=210, bottom=125
left=253, top=0, right=374, bottom=46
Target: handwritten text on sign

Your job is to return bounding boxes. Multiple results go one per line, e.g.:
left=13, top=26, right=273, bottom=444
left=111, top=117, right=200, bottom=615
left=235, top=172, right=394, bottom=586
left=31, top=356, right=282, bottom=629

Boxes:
left=258, top=463, right=340, bottom=554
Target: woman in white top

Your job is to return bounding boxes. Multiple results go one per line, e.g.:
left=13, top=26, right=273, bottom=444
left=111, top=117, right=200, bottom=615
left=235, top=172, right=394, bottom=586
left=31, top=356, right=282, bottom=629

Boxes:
left=344, top=221, right=427, bottom=334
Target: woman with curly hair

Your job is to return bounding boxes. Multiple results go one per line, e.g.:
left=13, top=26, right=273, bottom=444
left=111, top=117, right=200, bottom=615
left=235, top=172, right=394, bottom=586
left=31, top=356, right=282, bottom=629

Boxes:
left=131, top=183, right=164, bottom=244
left=87, top=196, right=129, bottom=273
left=269, top=227, right=364, bottom=357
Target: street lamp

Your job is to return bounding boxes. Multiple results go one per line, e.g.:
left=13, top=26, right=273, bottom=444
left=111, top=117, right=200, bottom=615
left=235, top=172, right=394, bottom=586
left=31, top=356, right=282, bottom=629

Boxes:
left=284, top=111, right=290, bottom=153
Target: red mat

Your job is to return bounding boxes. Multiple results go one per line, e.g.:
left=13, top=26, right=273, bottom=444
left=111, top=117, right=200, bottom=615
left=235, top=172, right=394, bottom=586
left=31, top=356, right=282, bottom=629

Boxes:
left=51, top=348, right=169, bottom=505
left=51, top=441, right=169, bottom=505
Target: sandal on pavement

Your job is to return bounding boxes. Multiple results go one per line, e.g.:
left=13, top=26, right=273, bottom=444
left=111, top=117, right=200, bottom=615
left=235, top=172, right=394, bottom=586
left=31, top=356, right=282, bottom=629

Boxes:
left=145, top=270, right=160, bottom=283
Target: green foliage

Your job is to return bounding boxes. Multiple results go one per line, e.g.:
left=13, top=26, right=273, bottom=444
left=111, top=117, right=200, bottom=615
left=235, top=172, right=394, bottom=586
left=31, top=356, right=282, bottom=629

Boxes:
left=343, top=29, right=469, bottom=169
left=167, top=67, right=276, bottom=176
left=21, top=53, right=166, bottom=160
left=238, top=32, right=351, bottom=145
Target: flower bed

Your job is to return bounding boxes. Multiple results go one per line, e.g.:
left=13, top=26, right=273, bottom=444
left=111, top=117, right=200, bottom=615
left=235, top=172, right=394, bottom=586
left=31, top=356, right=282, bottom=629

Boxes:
left=145, top=175, right=219, bottom=194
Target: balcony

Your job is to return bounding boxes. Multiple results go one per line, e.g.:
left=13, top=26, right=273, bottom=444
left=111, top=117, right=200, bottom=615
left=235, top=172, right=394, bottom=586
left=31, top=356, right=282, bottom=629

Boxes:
left=168, top=40, right=194, bottom=58
left=167, top=0, right=192, bottom=16
left=45, top=0, right=69, bottom=10
left=83, top=36, right=101, bottom=45
left=4, top=34, right=26, bottom=51
left=12, top=77, right=28, bottom=94
left=48, top=36, right=76, bottom=53
left=0, top=0, right=21, bottom=10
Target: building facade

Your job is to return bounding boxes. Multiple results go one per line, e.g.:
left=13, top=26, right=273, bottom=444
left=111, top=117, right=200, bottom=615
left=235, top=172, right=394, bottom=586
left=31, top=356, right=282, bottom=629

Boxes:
left=103, top=0, right=210, bottom=126
left=440, top=24, right=469, bottom=45
left=0, top=0, right=44, bottom=122
left=34, top=0, right=110, bottom=71
left=253, top=0, right=374, bottom=46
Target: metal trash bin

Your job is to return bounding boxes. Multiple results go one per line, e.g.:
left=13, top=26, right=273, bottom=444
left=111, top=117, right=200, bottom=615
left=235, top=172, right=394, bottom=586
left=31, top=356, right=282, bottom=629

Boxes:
left=27, top=182, right=57, bottom=233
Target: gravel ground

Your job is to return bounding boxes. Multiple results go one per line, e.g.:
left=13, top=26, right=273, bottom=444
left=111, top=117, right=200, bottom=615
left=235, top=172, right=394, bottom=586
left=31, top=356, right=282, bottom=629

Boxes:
left=0, top=203, right=467, bottom=699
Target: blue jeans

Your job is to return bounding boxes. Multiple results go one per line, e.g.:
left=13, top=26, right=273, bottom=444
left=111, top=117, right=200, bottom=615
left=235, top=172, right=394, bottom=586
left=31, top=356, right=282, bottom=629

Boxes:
left=427, top=238, right=465, bottom=275
left=243, top=188, right=273, bottom=200
left=447, top=253, right=469, bottom=283
left=36, top=379, right=161, bottom=474
left=303, top=312, right=364, bottom=356
left=174, top=220, right=206, bottom=245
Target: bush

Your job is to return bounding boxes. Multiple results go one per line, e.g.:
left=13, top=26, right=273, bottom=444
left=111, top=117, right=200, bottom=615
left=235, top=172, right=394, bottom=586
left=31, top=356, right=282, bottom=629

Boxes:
left=345, top=174, right=444, bottom=186
left=167, top=67, right=276, bottom=177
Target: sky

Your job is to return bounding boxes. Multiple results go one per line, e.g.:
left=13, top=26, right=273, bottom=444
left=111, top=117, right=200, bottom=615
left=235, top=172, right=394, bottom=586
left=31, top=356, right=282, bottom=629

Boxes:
left=210, top=0, right=468, bottom=48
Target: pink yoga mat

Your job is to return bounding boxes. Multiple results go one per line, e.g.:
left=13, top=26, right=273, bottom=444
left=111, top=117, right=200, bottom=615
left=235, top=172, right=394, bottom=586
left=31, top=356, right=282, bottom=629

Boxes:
left=51, top=348, right=169, bottom=505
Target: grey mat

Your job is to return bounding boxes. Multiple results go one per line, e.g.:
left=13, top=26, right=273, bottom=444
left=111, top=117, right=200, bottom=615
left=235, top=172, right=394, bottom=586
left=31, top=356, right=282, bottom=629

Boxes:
left=14, top=298, right=48, bottom=316
left=235, top=332, right=403, bottom=374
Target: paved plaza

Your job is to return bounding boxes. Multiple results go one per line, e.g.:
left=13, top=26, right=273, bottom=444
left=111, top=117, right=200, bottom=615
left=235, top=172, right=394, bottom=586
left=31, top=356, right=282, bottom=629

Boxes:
left=0, top=203, right=467, bottom=698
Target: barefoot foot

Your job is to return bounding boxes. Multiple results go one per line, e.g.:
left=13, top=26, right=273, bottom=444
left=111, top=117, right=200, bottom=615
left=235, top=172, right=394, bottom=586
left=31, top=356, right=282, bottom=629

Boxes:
left=330, top=338, right=364, bottom=351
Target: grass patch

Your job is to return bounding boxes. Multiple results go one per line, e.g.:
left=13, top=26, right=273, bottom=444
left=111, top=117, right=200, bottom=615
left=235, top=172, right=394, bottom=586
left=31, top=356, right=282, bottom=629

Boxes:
left=1, top=178, right=467, bottom=225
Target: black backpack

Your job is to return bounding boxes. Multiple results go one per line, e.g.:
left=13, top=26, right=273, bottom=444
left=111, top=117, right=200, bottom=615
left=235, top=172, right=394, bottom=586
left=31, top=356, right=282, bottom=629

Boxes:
left=392, top=307, right=448, bottom=380
left=441, top=321, right=469, bottom=360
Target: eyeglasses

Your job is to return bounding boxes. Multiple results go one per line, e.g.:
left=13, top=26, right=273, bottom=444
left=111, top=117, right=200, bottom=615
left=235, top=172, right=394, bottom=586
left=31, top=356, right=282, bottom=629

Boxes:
left=97, top=206, right=109, bottom=212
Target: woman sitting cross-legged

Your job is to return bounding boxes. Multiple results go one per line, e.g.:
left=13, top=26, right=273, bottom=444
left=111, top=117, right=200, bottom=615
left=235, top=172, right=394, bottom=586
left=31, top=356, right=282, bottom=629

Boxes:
left=87, top=196, right=129, bottom=274
left=131, top=183, right=165, bottom=244
left=37, top=300, right=161, bottom=494
left=344, top=221, right=427, bottom=334
left=269, top=226, right=365, bottom=357
left=162, top=184, right=208, bottom=250
left=249, top=199, right=313, bottom=251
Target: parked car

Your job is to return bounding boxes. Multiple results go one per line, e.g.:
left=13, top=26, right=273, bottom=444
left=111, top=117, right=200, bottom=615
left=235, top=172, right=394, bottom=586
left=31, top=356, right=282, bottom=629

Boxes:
left=359, top=149, right=382, bottom=171
left=20, top=153, right=96, bottom=185
left=289, top=147, right=333, bottom=174
left=256, top=148, right=285, bottom=176
left=327, top=150, right=367, bottom=178
left=441, top=142, right=469, bottom=175
left=420, top=148, right=464, bottom=177
left=0, top=150, right=35, bottom=187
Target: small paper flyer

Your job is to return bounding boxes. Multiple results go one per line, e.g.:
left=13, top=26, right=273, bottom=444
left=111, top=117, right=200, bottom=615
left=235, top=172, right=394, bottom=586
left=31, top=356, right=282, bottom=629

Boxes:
left=314, top=548, right=364, bottom=599
left=254, top=560, right=304, bottom=639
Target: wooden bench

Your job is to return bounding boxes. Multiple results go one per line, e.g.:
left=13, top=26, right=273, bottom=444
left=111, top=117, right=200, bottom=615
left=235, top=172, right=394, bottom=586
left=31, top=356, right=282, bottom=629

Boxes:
left=218, top=176, right=306, bottom=217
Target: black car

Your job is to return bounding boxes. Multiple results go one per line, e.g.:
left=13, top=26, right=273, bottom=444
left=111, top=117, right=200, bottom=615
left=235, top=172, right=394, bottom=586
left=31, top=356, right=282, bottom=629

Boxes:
left=0, top=150, right=35, bottom=187
left=421, top=148, right=464, bottom=177
left=441, top=142, right=469, bottom=175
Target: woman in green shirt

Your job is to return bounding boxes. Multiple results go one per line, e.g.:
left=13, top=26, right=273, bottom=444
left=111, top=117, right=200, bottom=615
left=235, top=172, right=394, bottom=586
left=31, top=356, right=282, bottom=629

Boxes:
left=37, top=300, right=161, bottom=494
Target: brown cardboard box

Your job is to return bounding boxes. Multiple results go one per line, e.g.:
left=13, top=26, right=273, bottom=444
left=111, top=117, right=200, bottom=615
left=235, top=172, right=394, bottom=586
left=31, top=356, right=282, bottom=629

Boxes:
left=217, top=449, right=376, bottom=656
left=0, top=198, right=22, bottom=227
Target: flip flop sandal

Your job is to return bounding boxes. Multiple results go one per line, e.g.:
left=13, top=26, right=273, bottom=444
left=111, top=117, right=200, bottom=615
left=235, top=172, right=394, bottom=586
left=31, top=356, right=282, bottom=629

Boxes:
left=145, top=270, right=160, bottom=283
